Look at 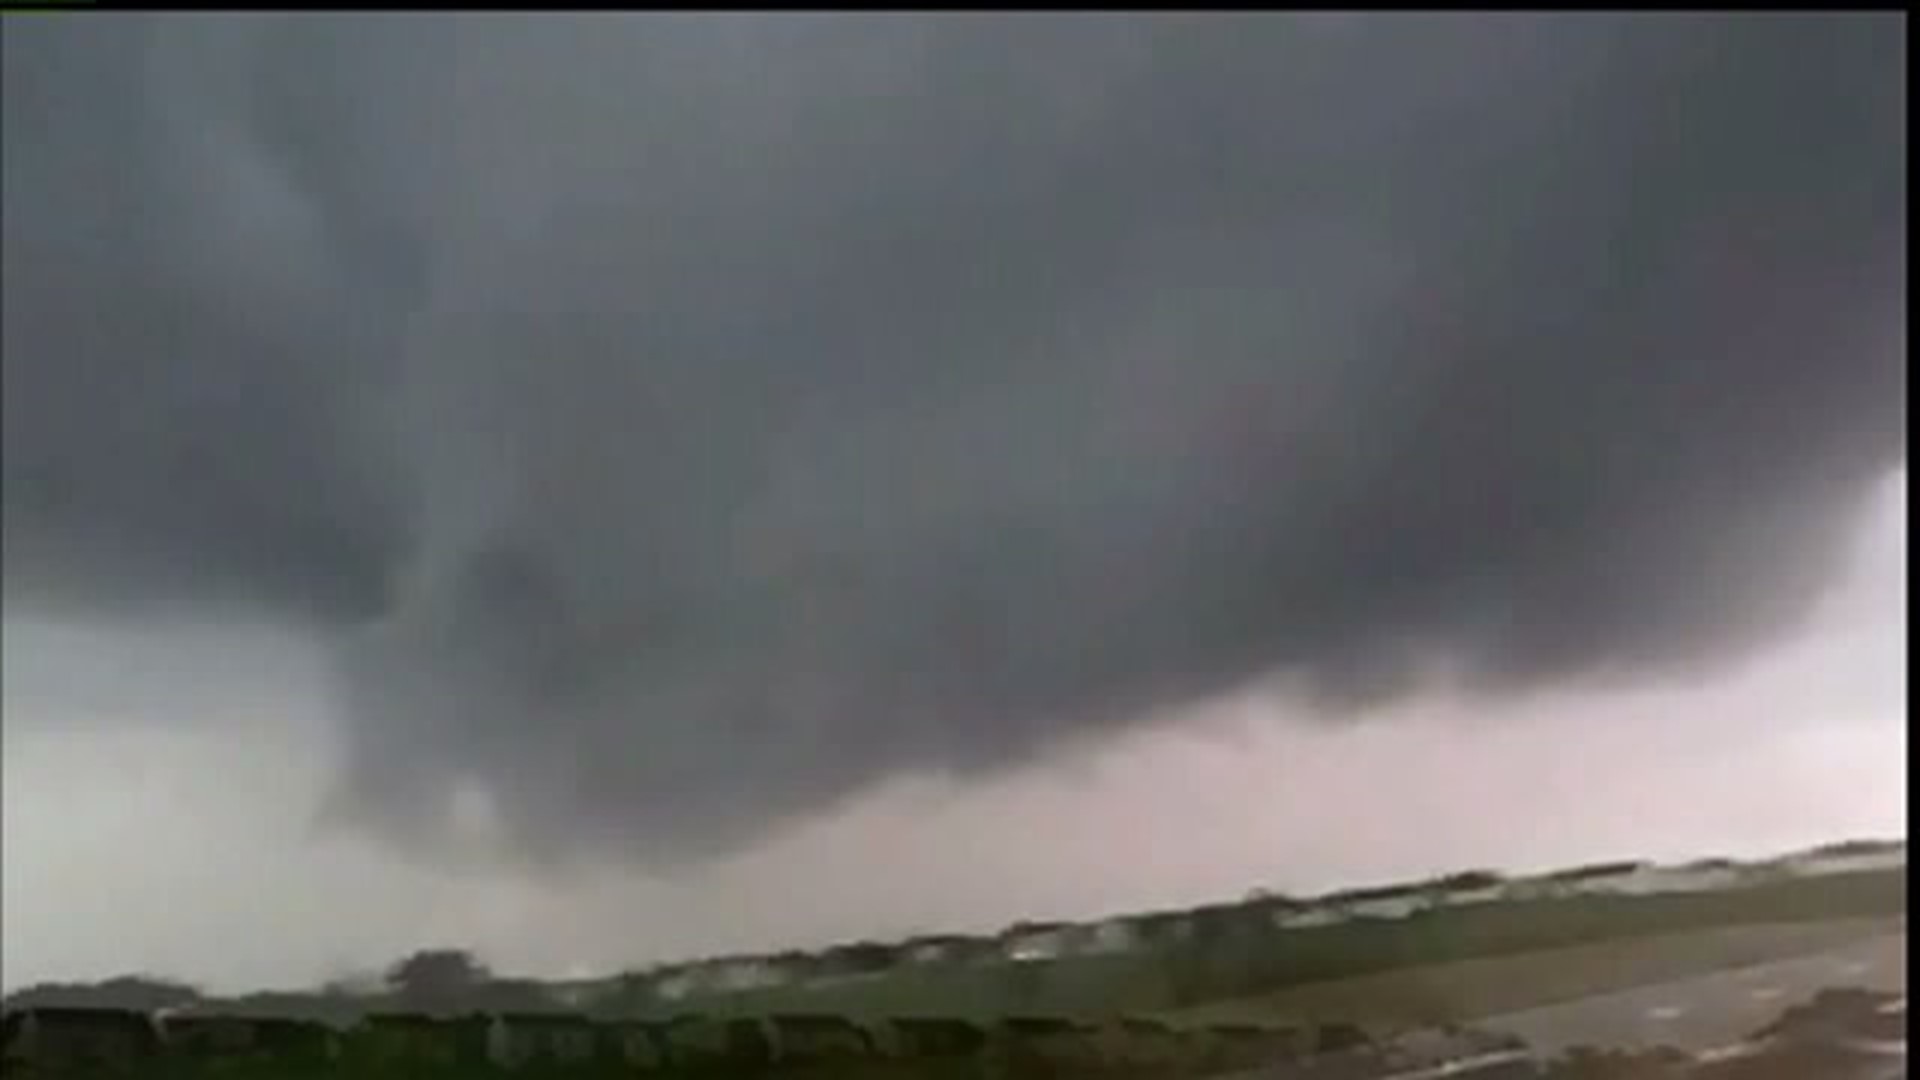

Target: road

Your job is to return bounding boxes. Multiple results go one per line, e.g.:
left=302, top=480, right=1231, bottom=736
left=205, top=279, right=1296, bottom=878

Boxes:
left=1223, top=928, right=1906, bottom=1078
left=1479, top=928, right=1906, bottom=1057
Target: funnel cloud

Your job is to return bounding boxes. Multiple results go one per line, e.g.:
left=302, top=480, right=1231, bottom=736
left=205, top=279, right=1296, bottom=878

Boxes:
left=3, top=15, right=1905, bottom=867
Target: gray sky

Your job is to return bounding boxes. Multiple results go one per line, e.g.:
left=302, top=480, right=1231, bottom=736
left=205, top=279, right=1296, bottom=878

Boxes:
left=1, top=470, right=1904, bottom=992
left=1, top=15, right=1905, bottom=992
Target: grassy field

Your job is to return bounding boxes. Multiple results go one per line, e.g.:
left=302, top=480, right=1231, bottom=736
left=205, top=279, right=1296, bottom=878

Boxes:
left=640, top=869, right=1905, bottom=1023
left=1161, top=915, right=1905, bottom=1032
left=7, top=873, right=1905, bottom=1077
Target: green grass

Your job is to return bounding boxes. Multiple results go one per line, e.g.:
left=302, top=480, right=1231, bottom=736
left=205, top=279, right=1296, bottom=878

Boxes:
left=1162, top=916, right=1903, bottom=1031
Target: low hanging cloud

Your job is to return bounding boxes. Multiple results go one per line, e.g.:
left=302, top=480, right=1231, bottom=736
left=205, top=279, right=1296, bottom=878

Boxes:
left=3, top=15, right=1905, bottom=867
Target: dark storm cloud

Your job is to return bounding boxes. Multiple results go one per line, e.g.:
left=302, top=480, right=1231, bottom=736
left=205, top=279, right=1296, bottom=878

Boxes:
left=3, top=14, right=1905, bottom=866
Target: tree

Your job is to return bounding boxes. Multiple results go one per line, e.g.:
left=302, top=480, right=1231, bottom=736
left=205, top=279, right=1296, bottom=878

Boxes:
left=818, top=941, right=898, bottom=977
left=1432, top=869, right=1505, bottom=892
left=4, top=975, right=202, bottom=1012
left=384, top=948, right=493, bottom=1012
left=609, top=971, right=665, bottom=1013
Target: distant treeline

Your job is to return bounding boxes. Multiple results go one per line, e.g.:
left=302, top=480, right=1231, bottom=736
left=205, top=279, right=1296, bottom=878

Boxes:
left=652, top=867, right=1907, bottom=1019
left=10, top=864, right=1898, bottom=1037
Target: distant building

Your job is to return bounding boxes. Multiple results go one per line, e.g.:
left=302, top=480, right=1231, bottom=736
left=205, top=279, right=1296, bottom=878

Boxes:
left=1541, top=860, right=1652, bottom=891
left=706, top=957, right=786, bottom=993
left=1273, top=906, right=1344, bottom=930
left=1422, top=870, right=1508, bottom=908
left=1318, top=882, right=1432, bottom=921
left=1086, top=917, right=1141, bottom=955
left=1498, top=876, right=1574, bottom=902
left=1184, top=902, right=1267, bottom=942
left=812, top=943, right=899, bottom=981
left=547, top=977, right=622, bottom=1011
left=1601, top=862, right=1749, bottom=895
left=1058, top=918, right=1139, bottom=957
left=1782, top=841, right=1907, bottom=878
left=1430, top=883, right=1506, bottom=907
left=999, top=922, right=1073, bottom=963
left=650, top=967, right=700, bottom=1003
left=1500, top=858, right=1752, bottom=899
left=899, top=935, right=976, bottom=966
left=645, top=952, right=805, bottom=1001
left=1122, top=911, right=1197, bottom=947
left=319, top=972, right=389, bottom=999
